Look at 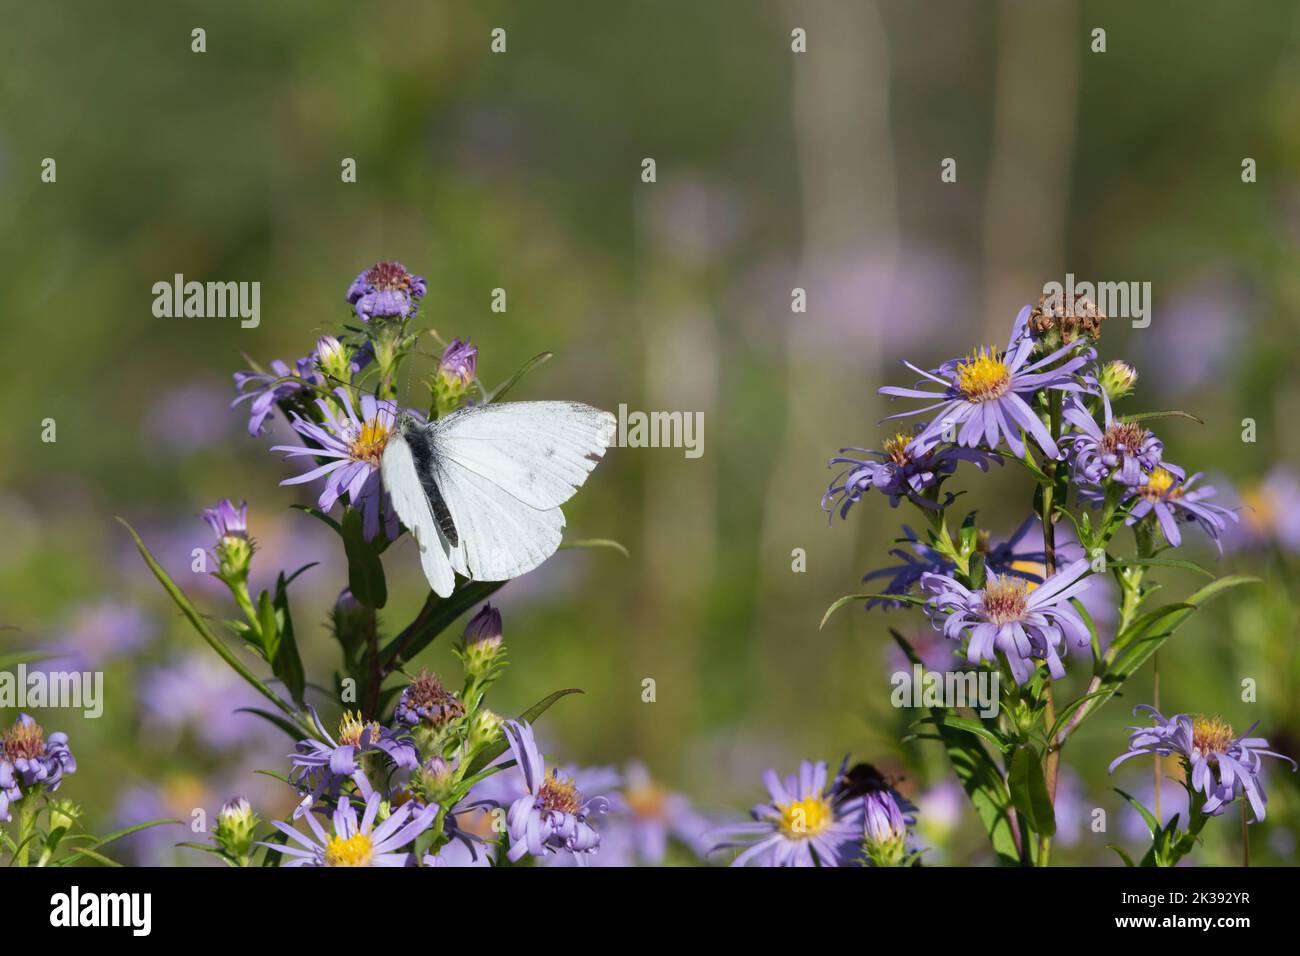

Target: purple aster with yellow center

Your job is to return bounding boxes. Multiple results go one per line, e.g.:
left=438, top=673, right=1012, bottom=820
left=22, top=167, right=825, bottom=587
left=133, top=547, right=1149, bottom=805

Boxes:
left=1108, top=706, right=1296, bottom=822
left=0, top=714, right=76, bottom=820
left=711, top=759, right=864, bottom=867
left=824, top=431, right=998, bottom=514
left=289, top=709, right=417, bottom=813
left=347, top=260, right=427, bottom=322
left=880, top=306, right=1093, bottom=460
left=265, top=791, right=437, bottom=867
left=273, top=388, right=407, bottom=541
left=1062, top=392, right=1169, bottom=487
left=1123, top=467, right=1237, bottom=551
left=231, top=355, right=322, bottom=436
left=921, top=557, right=1093, bottom=683
left=501, top=720, right=608, bottom=864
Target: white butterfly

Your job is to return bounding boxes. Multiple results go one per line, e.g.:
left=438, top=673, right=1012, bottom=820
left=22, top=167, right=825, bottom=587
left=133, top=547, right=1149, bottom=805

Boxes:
left=381, top=401, right=616, bottom=597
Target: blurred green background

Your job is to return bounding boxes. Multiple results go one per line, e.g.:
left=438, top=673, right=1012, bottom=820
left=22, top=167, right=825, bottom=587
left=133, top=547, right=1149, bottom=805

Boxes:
left=2, top=0, right=1298, bottom=864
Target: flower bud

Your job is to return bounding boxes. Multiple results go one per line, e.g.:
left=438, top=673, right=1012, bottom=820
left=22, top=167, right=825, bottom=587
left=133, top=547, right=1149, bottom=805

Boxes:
left=862, top=790, right=910, bottom=867
left=201, top=499, right=253, bottom=582
left=468, top=708, right=504, bottom=752
left=315, top=335, right=352, bottom=384
left=47, top=798, right=82, bottom=832
left=460, top=603, right=505, bottom=679
left=431, top=339, right=478, bottom=417
left=1098, top=359, right=1139, bottom=402
left=330, top=588, right=373, bottom=658
left=214, top=796, right=259, bottom=860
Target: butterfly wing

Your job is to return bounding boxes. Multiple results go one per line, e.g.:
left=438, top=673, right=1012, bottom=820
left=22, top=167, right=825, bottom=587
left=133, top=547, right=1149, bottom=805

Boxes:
left=428, top=401, right=616, bottom=581
left=380, top=427, right=457, bottom=597
left=433, top=401, right=617, bottom=511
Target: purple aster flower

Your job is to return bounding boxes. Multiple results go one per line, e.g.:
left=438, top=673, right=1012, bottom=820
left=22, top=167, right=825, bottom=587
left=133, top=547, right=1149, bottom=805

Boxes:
left=711, top=759, right=864, bottom=867
left=863, top=788, right=911, bottom=862
left=1123, top=468, right=1237, bottom=552
left=289, top=709, right=417, bottom=812
left=824, top=431, right=998, bottom=515
left=232, top=356, right=323, bottom=436
left=1062, top=392, right=1168, bottom=486
left=501, top=720, right=608, bottom=864
left=346, top=261, right=427, bottom=321
left=0, top=714, right=76, bottom=819
left=266, top=791, right=437, bottom=866
left=273, top=388, right=406, bottom=541
left=596, top=762, right=713, bottom=865
left=1108, top=706, right=1297, bottom=822
left=438, top=338, right=478, bottom=385
left=921, top=557, right=1093, bottom=683
left=880, top=305, right=1093, bottom=460
left=393, top=670, right=465, bottom=728
left=201, top=498, right=248, bottom=543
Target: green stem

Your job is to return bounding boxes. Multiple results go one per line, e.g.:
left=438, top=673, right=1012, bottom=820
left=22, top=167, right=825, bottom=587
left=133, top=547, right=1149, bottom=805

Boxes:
left=1037, top=390, right=1063, bottom=866
left=15, top=791, right=39, bottom=867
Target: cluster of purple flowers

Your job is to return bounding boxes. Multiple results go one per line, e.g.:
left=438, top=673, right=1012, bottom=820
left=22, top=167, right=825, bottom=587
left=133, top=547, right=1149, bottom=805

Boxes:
left=0, top=714, right=76, bottom=822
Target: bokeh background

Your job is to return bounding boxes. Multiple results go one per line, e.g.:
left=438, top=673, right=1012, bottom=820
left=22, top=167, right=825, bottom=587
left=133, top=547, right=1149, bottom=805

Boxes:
left=2, top=0, right=1299, bottom=864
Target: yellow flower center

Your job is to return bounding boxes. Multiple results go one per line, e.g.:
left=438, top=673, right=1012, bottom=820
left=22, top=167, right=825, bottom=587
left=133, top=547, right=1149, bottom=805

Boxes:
left=1191, top=716, right=1235, bottom=756
left=336, top=710, right=377, bottom=748
left=2, top=720, right=46, bottom=761
left=625, top=783, right=669, bottom=820
left=537, top=770, right=583, bottom=815
left=324, top=832, right=374, bottom=867
left=350, top=418, right=391, bottom=467
left=955, top=348, right=1011, bottom=402
left=882, top=432, right=915, bottom=465
left=1139, top=468, right=1179, bottom=501
left=1008, top=561, right=1043, bottom=593
left=778, top=795, right=833, bottom=838
left=1241, top=486, right=1275, bottom=536
left=981, top=575, right=1030, bottom=624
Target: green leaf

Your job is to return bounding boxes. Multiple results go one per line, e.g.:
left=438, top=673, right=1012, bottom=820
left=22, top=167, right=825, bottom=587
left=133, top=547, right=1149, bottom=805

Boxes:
left=485, top=351, right=553, bottom=404
left=0, top=650, right=56, bottom=670
left=908, top=714, right=1008, bottom=751
left=379, top=580, right=504, bottom=670
left=291, top=504, right=342, bottom=536
left=235, top=707, right=306, bottom=740
left=558, top=537, right=630, bottom=559
left=464, top=688, right=584, bottom=777
left=117, top=518, right=315, bottom=738
left=271, top=572, right=307, bottom=706
left=342, top=509, right=387, bottom=609
left=1120, top=409, right=1204, bottom=426
left=1108, top=557, right=1215, bottom=579
left=1008, top=744, right=1056, bottom=838
left=820, top=593, right=924, bottom=629
left=1106, top=844, right=1137, bottom=867
left=57, top=818, right=181, bottom=865
left=1114, top=788, right=1161, bottom=839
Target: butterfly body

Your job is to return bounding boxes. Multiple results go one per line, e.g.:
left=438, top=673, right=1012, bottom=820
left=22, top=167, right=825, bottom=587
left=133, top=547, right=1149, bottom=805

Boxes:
left=381, top=401, right=616, bottom=597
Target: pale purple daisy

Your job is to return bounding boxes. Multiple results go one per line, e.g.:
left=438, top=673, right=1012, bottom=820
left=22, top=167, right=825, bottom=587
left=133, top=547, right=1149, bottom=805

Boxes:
left=1225, top=467, right=1300, bottom=552
left=201, top=498, right=248, bottom=544
left=1123, top=468, right=1237, bottom=552
left=824, top=432, right=998, bottom=514
left=289, top=709, right=417, bottom=813
left=501, top=720, right=608, bottom=864
left=232, top=355, right=322, bottom=436
left=596, top=762, right=713, bottom=865
left=1108, top=706, right=1296, bottom=822
left=346, top=261, right=427, bottom=321
left=1062, top=392, right=1169, bottom=486
left=266, top=791, right=437, bottom=867
left=880, top=306, right=1093, bottom=460
left=273, top=388, right=405, bottom=541
left=921, top=557, right=1093, bottom=683
left=711, top=760, right=864, bottom=867
left=0, top=714, right=76, bottom=819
